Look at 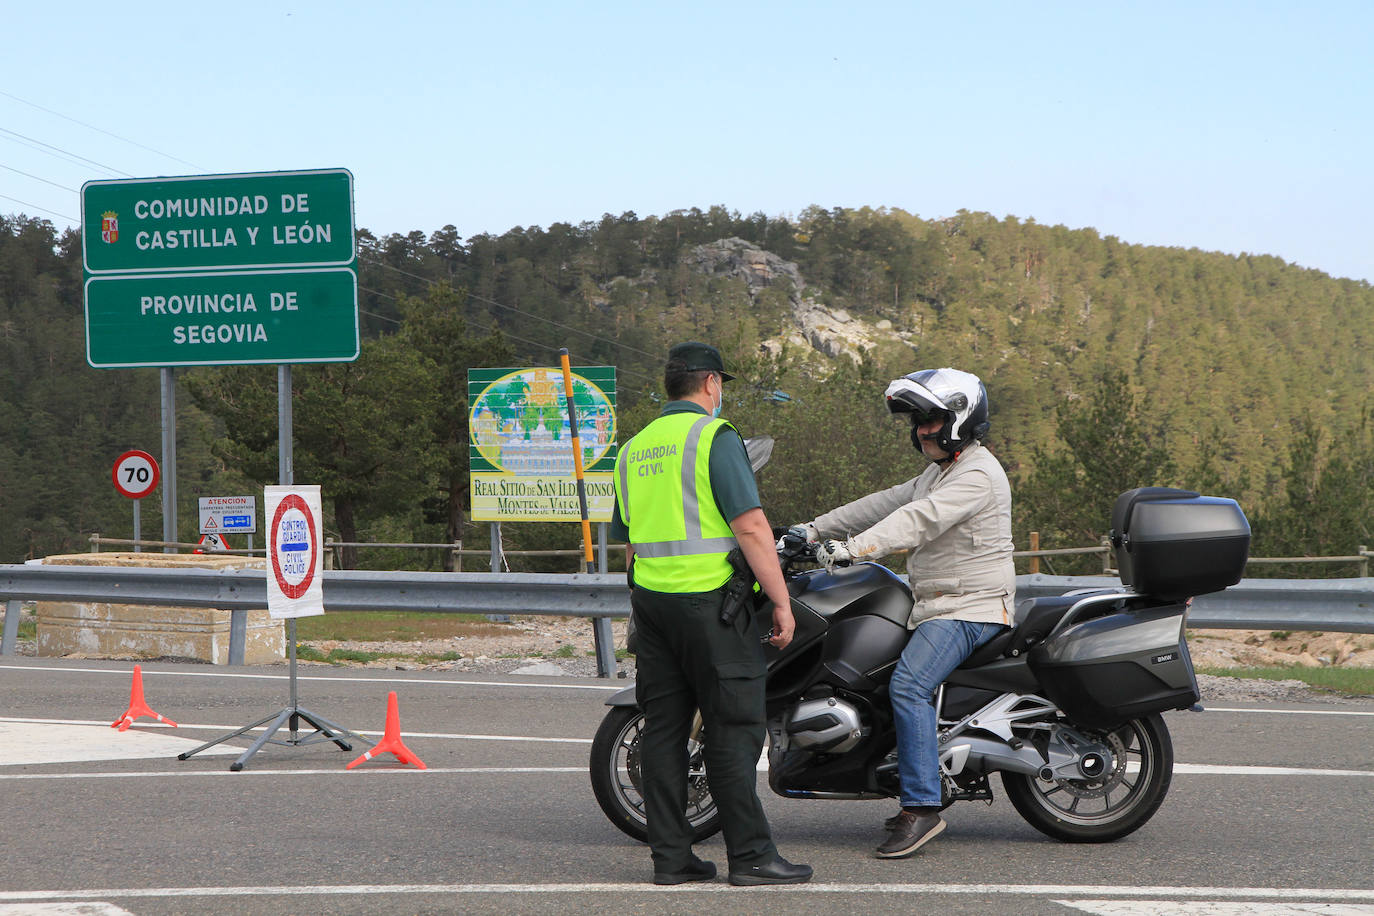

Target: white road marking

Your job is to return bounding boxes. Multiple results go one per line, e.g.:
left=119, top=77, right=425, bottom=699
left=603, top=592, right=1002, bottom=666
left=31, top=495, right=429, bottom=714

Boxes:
left=0, top=883, right=1370, bottom=902
left=0, top=717, right=1368, bottom=776
left=0, top=905, right=134, bottom=915
left=1058, top=901, right=1374, bottom=915
left=1202, top=707, right=1374, bottom=717
left=0, top=663, right=623, bottom=691
left=0, top=721, right=236, bottom=765
left=5, top=762, right=1370, bottom=782
left=0, top=767, right=586, bottom=780
left=0, top=716, right=593, bottom=744
left=6, top=665, right=1370, bottom=710
left=1174, top=763, right=1373, bottom=777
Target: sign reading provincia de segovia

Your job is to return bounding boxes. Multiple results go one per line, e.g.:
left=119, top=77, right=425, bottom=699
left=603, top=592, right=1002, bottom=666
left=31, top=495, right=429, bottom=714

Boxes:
left=81, top=168, right=359, bottom=369
left=468, top=367, right=617, bottom=522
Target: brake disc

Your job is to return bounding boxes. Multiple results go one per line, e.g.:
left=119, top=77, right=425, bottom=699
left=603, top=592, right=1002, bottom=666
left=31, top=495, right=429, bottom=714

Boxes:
left=1055, top=729, right=1129, bottom=799
left=625, top=733, right=713, bottom=808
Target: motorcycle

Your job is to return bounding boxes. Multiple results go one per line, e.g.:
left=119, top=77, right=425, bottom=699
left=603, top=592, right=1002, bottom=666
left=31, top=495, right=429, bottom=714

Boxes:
left=590, top=485, right=1251, bottom=844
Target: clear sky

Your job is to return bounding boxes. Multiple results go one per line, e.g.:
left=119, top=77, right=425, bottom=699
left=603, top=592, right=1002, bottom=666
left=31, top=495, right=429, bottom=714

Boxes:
left=4, top=1, right=1371, bottom=282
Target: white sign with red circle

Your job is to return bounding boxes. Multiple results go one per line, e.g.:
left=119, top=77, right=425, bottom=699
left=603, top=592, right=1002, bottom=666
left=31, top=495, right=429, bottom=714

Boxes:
left=112, top=449, right=160, bottom=500
left=265, top=485, right=324, bottom=619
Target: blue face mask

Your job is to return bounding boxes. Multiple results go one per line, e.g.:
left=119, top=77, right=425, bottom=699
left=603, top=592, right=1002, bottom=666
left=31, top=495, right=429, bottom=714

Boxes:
left=711, top=378, right=723, bottom=418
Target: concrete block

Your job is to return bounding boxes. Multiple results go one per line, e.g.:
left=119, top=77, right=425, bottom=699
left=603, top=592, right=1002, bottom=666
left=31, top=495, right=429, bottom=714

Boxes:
left=34, top=553, right=284, bottom=665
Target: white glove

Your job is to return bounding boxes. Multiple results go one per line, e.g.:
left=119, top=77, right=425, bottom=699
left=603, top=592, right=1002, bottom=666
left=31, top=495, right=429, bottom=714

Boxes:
left=816, top=539, right=853, bottom=570
left=801, top=523, right=820, bottom=544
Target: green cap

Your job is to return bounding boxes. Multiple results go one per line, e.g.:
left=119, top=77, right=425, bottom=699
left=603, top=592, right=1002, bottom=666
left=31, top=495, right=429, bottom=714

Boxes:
left=668, top=341, right=735, bottom=381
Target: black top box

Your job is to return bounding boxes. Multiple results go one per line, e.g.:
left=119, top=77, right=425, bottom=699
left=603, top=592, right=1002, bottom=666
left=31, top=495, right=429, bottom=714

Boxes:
left=1110, top=487, right=1251, bottom=599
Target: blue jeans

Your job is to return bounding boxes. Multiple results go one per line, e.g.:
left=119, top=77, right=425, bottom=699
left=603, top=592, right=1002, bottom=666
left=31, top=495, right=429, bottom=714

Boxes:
left=889, top=618, right=1006, bottom=808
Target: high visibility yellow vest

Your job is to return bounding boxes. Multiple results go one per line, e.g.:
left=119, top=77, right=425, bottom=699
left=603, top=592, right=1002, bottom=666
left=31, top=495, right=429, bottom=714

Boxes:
left=614, top=412, right=738, bottom=592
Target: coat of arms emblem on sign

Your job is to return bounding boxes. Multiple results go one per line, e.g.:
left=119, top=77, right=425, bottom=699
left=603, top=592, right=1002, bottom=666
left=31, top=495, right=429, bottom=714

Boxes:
left=101, top=211, right=118, bottom=244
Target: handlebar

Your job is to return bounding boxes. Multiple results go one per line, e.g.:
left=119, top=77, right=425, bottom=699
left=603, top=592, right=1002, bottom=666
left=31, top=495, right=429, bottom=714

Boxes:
left=775, top=526, right=823, bottom=575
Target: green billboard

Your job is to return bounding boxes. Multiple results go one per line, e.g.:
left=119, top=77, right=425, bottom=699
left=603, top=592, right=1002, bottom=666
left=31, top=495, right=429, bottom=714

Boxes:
left=467, top=366, right=618, bottom=522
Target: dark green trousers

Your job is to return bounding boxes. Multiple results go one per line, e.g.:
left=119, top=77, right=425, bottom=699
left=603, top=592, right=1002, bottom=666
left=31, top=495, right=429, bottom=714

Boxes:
left=631, top=585, right=777, bottom=873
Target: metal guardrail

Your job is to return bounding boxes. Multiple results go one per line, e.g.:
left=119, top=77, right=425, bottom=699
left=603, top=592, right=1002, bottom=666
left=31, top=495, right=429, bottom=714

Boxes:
left=2, top=565, right=1371, bottom=672
left=1015, top=540, right=1373, bottom=578
left=89, top=534, right=1374, bottom=578
left=0, top=565, right=628, bottom=671
left=87, top=534, right=627, bottom=564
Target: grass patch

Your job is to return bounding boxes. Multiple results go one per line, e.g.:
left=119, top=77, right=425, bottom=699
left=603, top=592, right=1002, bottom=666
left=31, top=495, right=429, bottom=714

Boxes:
left=326, top=648, right=387, bottom=664
left=295, top=645, right=329, bottom=663
left=18, top=619, right=36, bottom=640
left=417, top=651, right=463, bottom=664
left=551, top=644, right=577, bottom=658
left=294, top=644, right=388, bottom=666
left=293, top=611, right=510, bottom=641
left=1198, top=665, right=1374, bottom=697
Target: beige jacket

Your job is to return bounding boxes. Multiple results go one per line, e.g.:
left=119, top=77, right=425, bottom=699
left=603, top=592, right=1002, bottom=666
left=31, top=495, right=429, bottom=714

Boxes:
left=810, top=443, right=1015, bottom=628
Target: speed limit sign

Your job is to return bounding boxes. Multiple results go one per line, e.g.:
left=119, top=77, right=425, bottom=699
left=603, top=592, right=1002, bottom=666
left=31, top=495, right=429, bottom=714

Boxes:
left=112, top=449, right=160, bottom=500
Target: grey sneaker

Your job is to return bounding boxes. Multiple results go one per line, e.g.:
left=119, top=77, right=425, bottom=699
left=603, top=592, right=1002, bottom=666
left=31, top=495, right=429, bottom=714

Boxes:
left=875, top=810, right=946, bottom=858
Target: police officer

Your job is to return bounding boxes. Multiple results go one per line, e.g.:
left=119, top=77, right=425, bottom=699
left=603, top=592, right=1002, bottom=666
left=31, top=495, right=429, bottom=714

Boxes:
left=611, top=341, right=812, bottom=887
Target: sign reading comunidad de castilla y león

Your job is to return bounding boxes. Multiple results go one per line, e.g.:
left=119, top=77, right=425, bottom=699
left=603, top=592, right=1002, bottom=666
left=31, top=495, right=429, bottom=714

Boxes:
left=468, top=366, right=617, bottom=522
left=81, top=168, right=359, bottom=369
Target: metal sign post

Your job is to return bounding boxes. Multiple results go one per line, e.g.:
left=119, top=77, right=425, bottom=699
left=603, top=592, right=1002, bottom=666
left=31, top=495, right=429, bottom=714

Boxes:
left=112, top=450, right=160, bottom=553
left=161, top=369, right=177, bottom=553
left=177, top=370, right=372, bottom=771
left=83, top=168, right=360, bottom=558
left=84, top=168, right=367, bottom=763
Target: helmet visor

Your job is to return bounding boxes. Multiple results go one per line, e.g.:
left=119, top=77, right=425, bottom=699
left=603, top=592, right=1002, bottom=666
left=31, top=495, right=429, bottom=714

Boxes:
left=885, top=376, right=949, bottom=419
left=903, top=407, right=949, bottom=427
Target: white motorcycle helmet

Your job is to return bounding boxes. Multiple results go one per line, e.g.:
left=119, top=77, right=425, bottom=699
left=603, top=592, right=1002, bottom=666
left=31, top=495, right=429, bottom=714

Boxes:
left=884, top=368, right=990, bottom=457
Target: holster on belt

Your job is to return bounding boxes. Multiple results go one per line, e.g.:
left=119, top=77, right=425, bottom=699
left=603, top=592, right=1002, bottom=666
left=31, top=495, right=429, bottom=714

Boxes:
left=719, top=547, right=757, bottom=626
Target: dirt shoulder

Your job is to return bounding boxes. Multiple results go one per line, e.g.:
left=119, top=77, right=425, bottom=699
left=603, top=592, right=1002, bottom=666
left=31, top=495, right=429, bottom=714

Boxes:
left=1186, top=628, right=1374, bottom=669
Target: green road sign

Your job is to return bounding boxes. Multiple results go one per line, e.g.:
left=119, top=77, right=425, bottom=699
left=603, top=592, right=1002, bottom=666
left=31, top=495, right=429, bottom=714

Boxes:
left=81, top=168, right=359, bottom=368
left=82, top=169, right=355, bottom=274
left=85, top=268, right=360, bottom=368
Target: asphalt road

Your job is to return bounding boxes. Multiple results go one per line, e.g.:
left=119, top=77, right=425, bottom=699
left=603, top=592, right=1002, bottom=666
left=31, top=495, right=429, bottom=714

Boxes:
left=0, top=657, right=1370, bottom=916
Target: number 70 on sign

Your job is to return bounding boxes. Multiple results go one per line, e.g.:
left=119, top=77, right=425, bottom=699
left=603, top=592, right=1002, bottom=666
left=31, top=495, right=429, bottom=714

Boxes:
left=112, top=449, right=161, bottom=500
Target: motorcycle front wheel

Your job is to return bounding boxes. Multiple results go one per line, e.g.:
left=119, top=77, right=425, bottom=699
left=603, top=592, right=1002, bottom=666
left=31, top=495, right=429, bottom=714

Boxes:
left=588, top=706, right=723, bottom=843
left=1002, top=713, right=1173, bottom=843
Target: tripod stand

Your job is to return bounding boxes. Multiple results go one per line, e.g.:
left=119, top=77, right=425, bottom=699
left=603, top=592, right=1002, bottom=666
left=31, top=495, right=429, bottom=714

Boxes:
left=177, top=617, right=374, bottom=771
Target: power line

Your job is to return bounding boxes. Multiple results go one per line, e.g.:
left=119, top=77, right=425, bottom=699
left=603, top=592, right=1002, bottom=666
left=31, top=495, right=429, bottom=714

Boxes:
left=0, top=126, right=133, bottom=178
left=0, top=107, right=692, bottom=394
left=0, top=90, right=206, bottom=171
left=0, top=132, right=121, bottom=184
left=357, top=252, right=664, bottom=363
left=0, top=194, right=76, bottom=221
left=0, top=130, right=656, bottom=384
left=0, top=163, right=78, bottom=192
left=359, top=281, right=661, bottom=387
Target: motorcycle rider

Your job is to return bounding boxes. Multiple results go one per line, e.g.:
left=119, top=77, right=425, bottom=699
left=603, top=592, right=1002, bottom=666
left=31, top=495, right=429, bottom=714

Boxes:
left=805, top=368, right=1015, bottom=858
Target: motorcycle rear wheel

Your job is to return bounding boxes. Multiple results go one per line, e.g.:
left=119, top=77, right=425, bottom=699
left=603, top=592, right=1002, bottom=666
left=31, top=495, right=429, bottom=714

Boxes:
left=1001, top=713, right=1173, bottom=843
left=589, top=706, right=723, bottom=844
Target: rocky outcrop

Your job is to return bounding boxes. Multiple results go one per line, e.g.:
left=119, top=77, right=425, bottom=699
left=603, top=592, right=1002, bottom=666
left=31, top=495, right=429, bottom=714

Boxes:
left=684, top=237, right=806, bottom=295
left=686, top=238, right=917, bottom=364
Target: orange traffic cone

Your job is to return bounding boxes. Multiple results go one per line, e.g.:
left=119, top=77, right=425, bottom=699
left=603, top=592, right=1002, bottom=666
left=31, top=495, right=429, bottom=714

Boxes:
left=347, top=691, right=426, bottom=770
left=111, top=665, right=178, bottom=731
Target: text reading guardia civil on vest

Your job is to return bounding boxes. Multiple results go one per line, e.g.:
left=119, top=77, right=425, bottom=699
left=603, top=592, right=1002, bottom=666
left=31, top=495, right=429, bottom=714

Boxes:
left=626, top=443, right=678, bottom=463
